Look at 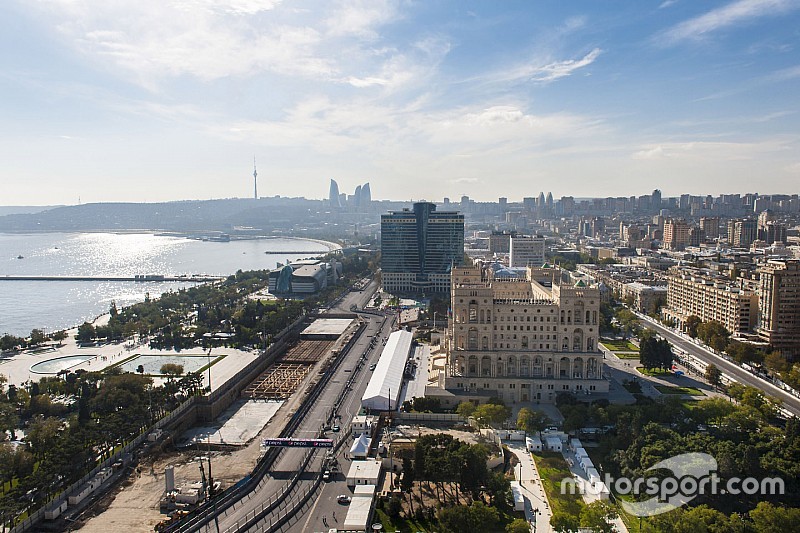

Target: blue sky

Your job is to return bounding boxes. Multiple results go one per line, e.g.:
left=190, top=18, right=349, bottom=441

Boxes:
left=1, top=0, right=799, bottom=205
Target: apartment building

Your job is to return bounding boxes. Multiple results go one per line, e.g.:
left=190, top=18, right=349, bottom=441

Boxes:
left=663, top=266, right=758, bottom=336
left=663, top=219, right=691, bottom=251
left=757, top=260, right=800, bottom=358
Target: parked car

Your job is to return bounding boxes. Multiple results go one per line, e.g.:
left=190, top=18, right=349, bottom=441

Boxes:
left=369, top=363, right=377, bottom=371
left=337, top=494, right=352, bottom=504
left=332, top=425, right=341, bottom=432
left=323, top=470, right=331, bottom=482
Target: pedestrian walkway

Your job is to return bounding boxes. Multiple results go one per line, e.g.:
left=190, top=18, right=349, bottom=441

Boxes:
left=506, top=441, right=552, bottom=533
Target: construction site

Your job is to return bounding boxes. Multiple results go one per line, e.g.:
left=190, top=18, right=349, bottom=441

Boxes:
left=70, top=316, right=362, bottom=533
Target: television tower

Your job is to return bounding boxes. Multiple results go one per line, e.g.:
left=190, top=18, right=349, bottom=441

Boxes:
left=253, top=156, right=258, bottom=200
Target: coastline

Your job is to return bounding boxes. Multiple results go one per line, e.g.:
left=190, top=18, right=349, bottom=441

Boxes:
left=0, top=232, right=340, bottom=337
left=0, top=229, right=343, bottom=251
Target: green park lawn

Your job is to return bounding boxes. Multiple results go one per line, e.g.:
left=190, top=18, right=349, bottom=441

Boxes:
left=376, top=509, right=437, bottom=532
left=654, top=384, right=705, bottom=396
left=531, top=452, right=585, bottom=518
left=614, top=352, right=641, bottom=359
left=600, top=340, right=639, bottom=352
left=636, top=367, right=672, bottom=377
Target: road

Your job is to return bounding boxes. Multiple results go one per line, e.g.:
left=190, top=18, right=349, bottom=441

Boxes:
left=194, top=279, right=396, bottom=533
left=637, top=315, right=800, bottom=417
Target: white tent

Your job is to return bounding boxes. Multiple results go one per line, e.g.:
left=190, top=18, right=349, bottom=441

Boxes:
left=510, top=481, right=526, bottom=512
left=545, top=436, right=562, bottom=452
left=349, top=433, right=372, bottom=459
left=361, top=330, right=412, bottom=411
left=526, top=436, right=543, bottom=452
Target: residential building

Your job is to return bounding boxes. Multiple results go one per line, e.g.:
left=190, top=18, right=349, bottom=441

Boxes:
left=621, top=282, right=668, bottom=314
left=700, top=217, right=720, bottom=241
left=380, top=202, right=464, bottom=294
left=728, top=219, right=758, bottom=247
left=757, top=260, right=800, bottom=358
left=509, top=236, right=546, bottom=268
left=429, top=264, right=608, bottom=406
left=662, top=266, right=758, bottom=336
left=663, top=219, right=690, bottom=251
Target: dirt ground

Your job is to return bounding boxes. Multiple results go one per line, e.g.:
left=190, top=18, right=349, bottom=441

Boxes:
left=72, top=381, right=310, bottom=532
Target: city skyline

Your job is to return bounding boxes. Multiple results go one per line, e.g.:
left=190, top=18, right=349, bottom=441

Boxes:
left=2, top=0, right=800, bottom=205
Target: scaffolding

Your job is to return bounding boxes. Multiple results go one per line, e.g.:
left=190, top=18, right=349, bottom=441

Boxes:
left=279, top=340, right=333, bottom=364
left=244, top=363, right=312, bottom=399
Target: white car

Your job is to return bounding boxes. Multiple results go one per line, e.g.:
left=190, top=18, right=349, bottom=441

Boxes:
left=337, top=494, right=352, bottom=504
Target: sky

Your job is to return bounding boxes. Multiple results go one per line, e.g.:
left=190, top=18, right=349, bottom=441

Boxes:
left=1, top=0, right=799, bottom=205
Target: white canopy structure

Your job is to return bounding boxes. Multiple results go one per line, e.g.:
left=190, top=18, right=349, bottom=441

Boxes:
left=361, top=329, right=413, bottom=411
left=350, top=433, right=372, bottom=459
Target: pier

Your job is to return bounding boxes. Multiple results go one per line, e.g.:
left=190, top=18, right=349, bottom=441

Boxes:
left=263, top=250, right=330, bottom=255
left=0, top=275, right=224, bottom=282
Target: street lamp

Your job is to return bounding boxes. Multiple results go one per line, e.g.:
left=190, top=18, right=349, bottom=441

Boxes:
left=433, top=311, right=437, bottom=330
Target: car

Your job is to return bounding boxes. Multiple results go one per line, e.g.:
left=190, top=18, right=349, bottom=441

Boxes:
left=337, top=494, right=352, bottom=504
left=369, top=363, right=377, bottom=371
left=323, top=470, right=331, bottom=482
left=332, top=425, right=341, bottom=432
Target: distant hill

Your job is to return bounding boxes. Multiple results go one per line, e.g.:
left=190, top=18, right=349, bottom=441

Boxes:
left=0, top=198, right=337, bottom=234
left=0, top=206, right=63, bottom=216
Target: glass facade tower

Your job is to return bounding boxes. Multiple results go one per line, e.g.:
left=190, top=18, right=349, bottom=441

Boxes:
left=381, top=202, right=464, bottom=293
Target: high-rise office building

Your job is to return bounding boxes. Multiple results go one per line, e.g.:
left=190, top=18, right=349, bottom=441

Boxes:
left=329, top=179, right=341, bottom=208
left=381, top=202, right=464, bottom=294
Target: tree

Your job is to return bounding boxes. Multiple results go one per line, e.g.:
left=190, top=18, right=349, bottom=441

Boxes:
left=467, top=501, right=499, bottom=529
left=580, top=501, right=617, bottom=533
left=696, top=320, right=730, bottom=352
left=517, top=407, right=550, bottom=436
left=764, top=352, right=789, bottom=374
left=456, top=401, right=476, bottom=418
left=76, top=322, right=96, bottom=343
left=726, top=340, right=764, bottom=366
left=616, top=309, right=641, bottom=340
left=639, top=331, right=673, bottom=371
left=29, top=329, right=48, bottom=346
left=438, top=505, right=469, bottom=531
left=0, top=403, right=19, bottom=441
left=685, top=315, right=701, bottom=338
left=506, top=519, right=530, bottom=533
left=551, top=511, right=580, bottom=532
left=473, top=403, right=511, bottom=427
left=160, top=363, right=184, bottom=380
left=750, top=501, right=800, bottom=531
left=705, top=364, right=722, bottom=389
left=51, top=330, right=68, bottom=346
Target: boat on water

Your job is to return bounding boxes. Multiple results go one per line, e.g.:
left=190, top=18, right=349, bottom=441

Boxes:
left=17, top=255, right=23, bottom=259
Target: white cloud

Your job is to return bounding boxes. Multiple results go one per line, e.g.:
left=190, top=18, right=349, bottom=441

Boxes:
left=325, top=0, right=401, bottom=38
left=478, top=48, right=603, bottom=86
left=530, top=48, right=602, bottom=82
left=658, top=0, right=796, bottom=45
left=30, top=0, right=410, bottom=88
left=631, top=138, right=795, bottom=161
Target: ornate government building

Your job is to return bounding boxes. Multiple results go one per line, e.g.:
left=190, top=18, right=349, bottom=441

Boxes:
left=431, top=264, right=609, bottom=406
